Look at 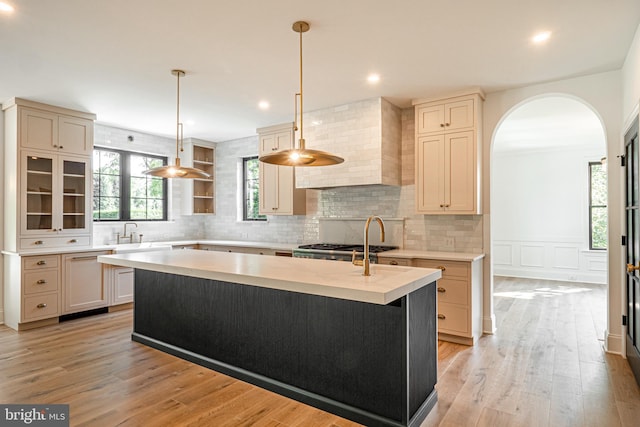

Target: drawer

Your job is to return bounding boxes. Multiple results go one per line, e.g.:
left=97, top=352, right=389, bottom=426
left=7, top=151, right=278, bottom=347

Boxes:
left=436, top=278, right=468, bottom=305
left=377, top=257, right=412, bottom=266
left=413, top=259, right=469, bottom=279
left=437, top=302, right=469, bottom=335
left=20, top=235, right=91, bottom=251
left=23, top=292, right=59, bottom=321
left=23, top=269, right=59, bottom=294
left=23, top=254, right=59, bottom=270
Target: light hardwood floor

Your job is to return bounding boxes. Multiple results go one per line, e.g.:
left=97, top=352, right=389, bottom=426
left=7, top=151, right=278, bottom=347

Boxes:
left=0, top=277, right=639, bottom=426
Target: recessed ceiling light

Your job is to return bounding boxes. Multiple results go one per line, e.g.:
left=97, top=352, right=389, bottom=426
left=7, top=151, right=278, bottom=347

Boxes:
left=532, top=31, right=552, bottom=44
left=0, top=2, right=14, bottom=12
left=258, top=100, right=270, bottom=110
left=367, top=73, right=380, bottom=84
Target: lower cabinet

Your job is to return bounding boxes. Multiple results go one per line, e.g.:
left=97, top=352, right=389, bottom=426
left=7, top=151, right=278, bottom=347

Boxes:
left=378, top=256, right=483, bottom=345
left=62, top=251, right=109, bottom=314
left=110, top=265, right=134, bottom=305
left=4, top=249, right=111, bottom=330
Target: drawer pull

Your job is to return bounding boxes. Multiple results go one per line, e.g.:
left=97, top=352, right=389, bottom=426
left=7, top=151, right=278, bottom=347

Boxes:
left=34, top=240, right=44, bottom=245
left=436, top=265, right=446, bottom=271
left=71, top=256, right=98, bottom=261
left=69, top=239, right=77, bottom=243
left=389, top=260, right=398, bottom=265
left=37, top=279, right=47, bottom=284
left=36, top=260, right=47, bottom=266
left=437, top=287, right=446, bottom=293
left=37, top=303, right=47, bottom=309
left=437, top=314, right=446, bottom=320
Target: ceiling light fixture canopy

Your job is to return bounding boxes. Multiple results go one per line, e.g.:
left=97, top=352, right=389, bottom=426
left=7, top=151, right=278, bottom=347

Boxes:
left=259, top=21, right=344, bottom=167
left=143, top=70, right=211, bottom=179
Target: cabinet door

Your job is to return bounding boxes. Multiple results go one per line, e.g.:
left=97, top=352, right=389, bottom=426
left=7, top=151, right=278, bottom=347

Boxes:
left=112, top=266, right=134, bottom=305
left=259, top=130, right=293, bottom=155
left=62, top=252, right=109, bottom=314
left=416, top=104, right=445, bottom=134
left=58, top=115, right=93, bottom=155
left=22, top=152, right=55, bottom=234
left=444, top=99, right=474, bottom=131
left=445, top=131, right=476, bottom=212
left=60, top=155, right=91, bottom=234
left=259, top=162, right=280, bottom=213
left=20, top=108, right=58, bottom=151
left=416, top=135, right=445, bottom=212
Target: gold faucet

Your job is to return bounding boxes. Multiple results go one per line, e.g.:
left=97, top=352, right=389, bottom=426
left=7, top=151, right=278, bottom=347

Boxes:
left=352, top=215, right=385, bottom=276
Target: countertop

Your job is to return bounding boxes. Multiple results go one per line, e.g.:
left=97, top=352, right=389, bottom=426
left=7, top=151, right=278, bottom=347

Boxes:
left=379, top=250, right=485, bottom=262
left=98, top=249, right=442, bottom=305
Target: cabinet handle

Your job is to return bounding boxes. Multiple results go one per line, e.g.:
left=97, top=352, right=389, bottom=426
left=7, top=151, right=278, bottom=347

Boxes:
left=34, top=240, right=44, bottom=245
left=36, top=260, right=47, bottom=265
left=389, top=260, right=398, bottom=265
left=437, top=314, right=446, bottom=319
left=444, top=204, right=450, bottom=208
left=272, top=147, right=278, bottom=151
left=436, top=266, right=446, bottom=271
left=69, top=239, right=77, bottom=243
left=37, top=279, right=47, bottom=284
left=59, top=146, right=63, bottom=149
left=437, top=287, right=446, bottom=293
left=440, top=123, right=445, bottom=128
left=37, top=303, right=47, bottom=309
left=439, top=204, right=444, bottom=208
left=53, top=144, right=58, bottom=148
left=71, top=256, right=98, bottom=261
left=445, top=123, right=450, bottom=127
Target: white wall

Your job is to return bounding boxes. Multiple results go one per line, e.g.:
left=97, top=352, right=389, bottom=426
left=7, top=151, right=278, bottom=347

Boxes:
left=0, top=110, right=4, bottom=324
left=492, top=148, right=607, bottom=283
left=483, top=70, right=624, bottom=352
left=623, top=23, right=640, bottom=122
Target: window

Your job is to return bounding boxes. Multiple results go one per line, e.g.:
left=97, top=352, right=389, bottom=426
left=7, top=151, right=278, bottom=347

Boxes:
left=589, top=161, right=607, bottom=250
left=93, top=148, right=168, bottom=221
left=243, top=156, right=265, bottom=221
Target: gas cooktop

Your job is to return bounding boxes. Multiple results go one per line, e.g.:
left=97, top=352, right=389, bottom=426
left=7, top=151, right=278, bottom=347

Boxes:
left=297, top=243, right=398, bottom=254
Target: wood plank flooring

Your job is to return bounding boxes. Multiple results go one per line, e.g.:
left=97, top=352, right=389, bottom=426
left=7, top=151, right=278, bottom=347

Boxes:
left=0, top=276, right=639, bottom=426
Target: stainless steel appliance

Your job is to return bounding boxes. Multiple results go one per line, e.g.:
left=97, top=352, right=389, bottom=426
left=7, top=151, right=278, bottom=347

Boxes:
left=293, top=243, right=398, bottom=263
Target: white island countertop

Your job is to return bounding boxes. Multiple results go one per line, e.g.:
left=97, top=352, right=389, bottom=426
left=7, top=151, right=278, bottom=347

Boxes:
left=98, top=249, right=442, bottom=305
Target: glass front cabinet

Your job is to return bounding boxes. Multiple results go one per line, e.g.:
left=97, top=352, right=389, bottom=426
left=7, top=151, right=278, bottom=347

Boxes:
left=20, top=151, right=91, bottom=246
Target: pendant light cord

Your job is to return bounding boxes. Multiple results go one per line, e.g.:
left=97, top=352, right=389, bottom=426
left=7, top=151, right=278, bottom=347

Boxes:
left=176, top=71, right=181, bottom=158
left=298, top=25, right=304, bottom=148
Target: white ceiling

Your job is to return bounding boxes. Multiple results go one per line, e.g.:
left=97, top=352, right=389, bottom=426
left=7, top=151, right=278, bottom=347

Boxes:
left=1, top=0, right=639, bottom=143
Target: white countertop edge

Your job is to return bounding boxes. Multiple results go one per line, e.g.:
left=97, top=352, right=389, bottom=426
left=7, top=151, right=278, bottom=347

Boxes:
left=379, top=249, right=485, bottom=262
left=98, top=251, right=442, bottom=305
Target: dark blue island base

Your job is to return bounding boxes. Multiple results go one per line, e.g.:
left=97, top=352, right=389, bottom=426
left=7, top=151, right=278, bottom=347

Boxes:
left=132, top=269, right=438, bottom=427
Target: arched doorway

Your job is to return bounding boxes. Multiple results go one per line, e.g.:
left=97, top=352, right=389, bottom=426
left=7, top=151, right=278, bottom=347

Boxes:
left=489, top=94, right=609, bottom=334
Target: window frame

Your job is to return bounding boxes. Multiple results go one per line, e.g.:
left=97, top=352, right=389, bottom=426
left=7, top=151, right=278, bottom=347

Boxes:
left=242, top=156, right=266, bottom=222
left=588, top=161, right=607, bottom=250
left=93, top=147, right=169, bottom=222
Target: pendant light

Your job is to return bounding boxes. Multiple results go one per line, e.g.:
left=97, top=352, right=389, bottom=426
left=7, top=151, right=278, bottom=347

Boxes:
left=143, top=70, right=211, bottom=179
left=259, top=21, right=344, bottom=167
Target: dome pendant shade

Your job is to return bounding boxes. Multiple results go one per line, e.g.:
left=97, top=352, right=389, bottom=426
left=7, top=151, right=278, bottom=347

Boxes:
left=143, top=70, right=210, bottom=179
left=259, top=21, right=343, bottom=167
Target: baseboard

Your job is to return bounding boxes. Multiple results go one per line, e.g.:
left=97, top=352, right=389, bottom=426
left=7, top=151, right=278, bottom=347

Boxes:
left=483, top=314, right=496, bottom=335
left=493, top=269, right=606, bottom=284
left=605, top=330, right=623, bottom=355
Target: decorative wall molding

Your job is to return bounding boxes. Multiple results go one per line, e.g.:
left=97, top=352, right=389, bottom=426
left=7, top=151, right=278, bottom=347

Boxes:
left=493, top=240, right=607, bottom=284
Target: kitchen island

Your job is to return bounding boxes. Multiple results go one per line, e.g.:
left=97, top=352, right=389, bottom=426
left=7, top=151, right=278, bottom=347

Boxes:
left=98, top=250, right=442, bottom=427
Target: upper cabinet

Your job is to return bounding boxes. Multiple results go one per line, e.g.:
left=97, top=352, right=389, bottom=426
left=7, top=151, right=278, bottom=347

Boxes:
left=20, top=105, right=94, bottom=155
left=413, top=91, right=484, bottom=215
left=3, top=98, right=96, bottom=252
left=257, top=123, right=306, bottom=215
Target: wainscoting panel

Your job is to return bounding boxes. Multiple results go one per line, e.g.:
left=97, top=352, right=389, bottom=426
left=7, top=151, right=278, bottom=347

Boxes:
left=494, top=240, right=607, bottom=284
